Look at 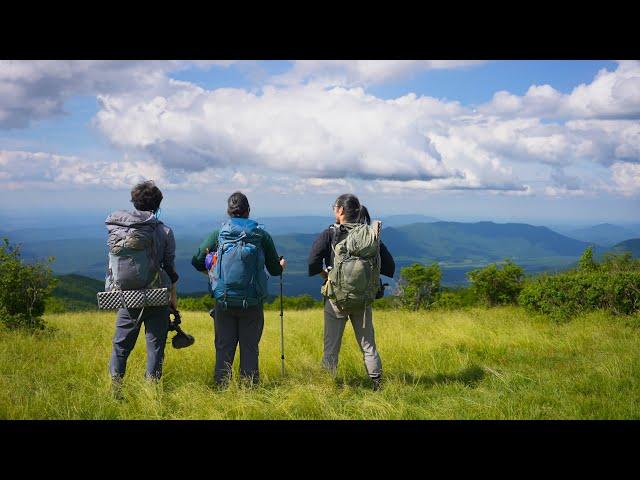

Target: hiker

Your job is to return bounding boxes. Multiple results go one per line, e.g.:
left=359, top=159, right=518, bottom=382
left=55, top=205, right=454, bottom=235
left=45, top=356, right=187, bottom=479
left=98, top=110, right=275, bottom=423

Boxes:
left=106, top=180, right=179, bottom=388
left=308, top=194, right=395, bottom=390
left=191, top=191, right=286, bottom=386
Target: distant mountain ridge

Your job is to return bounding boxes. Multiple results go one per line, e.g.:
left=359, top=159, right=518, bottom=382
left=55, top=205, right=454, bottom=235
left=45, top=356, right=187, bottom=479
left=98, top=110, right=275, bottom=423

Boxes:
left=15, top=219, right=602, bottom=297
left=564, top=223, right=640, bottom=247
left=609, top=238, right=640, bottom=257
left=382, top=221, right=596, bottom=261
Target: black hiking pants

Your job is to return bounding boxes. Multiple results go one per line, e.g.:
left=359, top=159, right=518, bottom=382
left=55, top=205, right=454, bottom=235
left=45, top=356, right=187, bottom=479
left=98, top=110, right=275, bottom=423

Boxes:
left=212, top=303, right=264, bottom=385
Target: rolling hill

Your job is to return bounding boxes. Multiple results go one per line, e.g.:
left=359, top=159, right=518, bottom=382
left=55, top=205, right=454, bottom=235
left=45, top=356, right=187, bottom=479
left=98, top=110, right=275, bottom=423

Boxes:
left=15, top=220, right=600, bottom=298
left=609, top=238, right=640, bottom=257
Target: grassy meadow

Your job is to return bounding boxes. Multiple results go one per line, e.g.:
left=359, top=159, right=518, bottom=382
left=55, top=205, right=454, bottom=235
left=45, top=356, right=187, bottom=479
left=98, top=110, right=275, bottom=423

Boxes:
left=1, top=307, right=639, bottom=419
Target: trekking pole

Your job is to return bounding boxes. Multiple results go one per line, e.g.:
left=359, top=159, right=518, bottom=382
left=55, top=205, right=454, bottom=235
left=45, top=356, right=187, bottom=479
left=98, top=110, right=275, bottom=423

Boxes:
left=279, top=256, right=285, bottom=376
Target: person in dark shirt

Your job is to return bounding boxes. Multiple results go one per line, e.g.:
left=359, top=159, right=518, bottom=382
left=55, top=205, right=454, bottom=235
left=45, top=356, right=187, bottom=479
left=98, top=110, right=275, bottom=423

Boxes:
left=308, top=194, right=395, bottom=390
left=192, top=192, right=286, bottom=386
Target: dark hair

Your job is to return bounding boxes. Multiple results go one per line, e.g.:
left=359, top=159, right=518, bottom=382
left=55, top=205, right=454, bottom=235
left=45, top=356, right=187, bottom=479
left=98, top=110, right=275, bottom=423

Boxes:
left=227, top=191, right=250, bottom=218
left=334, top=193, right=370, bottom=225
left=131, top=180, right=163, bottom=213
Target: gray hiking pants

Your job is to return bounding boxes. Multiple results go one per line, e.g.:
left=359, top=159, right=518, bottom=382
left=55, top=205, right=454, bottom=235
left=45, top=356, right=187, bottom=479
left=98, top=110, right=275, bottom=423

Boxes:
left=212, top=303, right=264, bottom=384
left=109, top=305, right=170, bottom=380
left=322, top=298, right=382, bottom=379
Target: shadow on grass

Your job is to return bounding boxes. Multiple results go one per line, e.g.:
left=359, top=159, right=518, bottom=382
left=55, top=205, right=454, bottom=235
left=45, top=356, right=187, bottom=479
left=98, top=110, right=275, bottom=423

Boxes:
left=335, top=365, right=486, bottom=389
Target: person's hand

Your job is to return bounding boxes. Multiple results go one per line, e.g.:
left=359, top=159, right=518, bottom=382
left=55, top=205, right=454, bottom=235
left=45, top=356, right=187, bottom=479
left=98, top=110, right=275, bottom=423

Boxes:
left=320, top=270, right=328, bottom=282
left=279, top=257, right=287, bottom=270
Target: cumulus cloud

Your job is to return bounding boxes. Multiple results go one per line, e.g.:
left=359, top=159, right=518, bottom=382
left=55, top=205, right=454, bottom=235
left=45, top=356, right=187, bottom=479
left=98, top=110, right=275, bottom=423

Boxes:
left=93, top=83, right=467, bottom=183
left=86, top=62, right=640, bottom=196
left=2, top=60, right=640, bottom=198
left=0, top=150, right=169, bottom=189
left=480, top=60, right=640, bottom=120
left=610, top=161, right=640, bottom=196
left=271, top=60, right=486, bottom=87
left=0, top=60, right=234, bottom=128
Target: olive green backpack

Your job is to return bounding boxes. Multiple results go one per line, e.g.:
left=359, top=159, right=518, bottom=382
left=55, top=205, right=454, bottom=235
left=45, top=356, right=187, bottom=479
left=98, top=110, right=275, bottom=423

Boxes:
left=321, top=220, right=382, bottom=313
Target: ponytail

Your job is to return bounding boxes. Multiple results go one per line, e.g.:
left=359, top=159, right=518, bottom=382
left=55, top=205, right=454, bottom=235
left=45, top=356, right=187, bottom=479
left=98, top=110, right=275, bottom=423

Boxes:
left=357, top=205, right=371, bottom=225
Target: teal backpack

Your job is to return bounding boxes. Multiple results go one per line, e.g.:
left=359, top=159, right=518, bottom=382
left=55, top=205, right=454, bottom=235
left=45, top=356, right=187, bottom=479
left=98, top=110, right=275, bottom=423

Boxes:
left=208, top=218, right=268, bottom=309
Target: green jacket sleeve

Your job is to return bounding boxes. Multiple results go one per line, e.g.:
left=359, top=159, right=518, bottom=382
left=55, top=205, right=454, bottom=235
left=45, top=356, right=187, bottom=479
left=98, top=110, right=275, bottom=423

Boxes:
left=261, top=230, right=283, bottom=277
left=191, top=230, right=219, bottom=272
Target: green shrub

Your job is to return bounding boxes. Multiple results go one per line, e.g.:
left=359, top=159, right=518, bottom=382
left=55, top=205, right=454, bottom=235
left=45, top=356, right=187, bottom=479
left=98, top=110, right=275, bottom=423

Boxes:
left=432, top=287, right=479, bottom=310
left=0, top=238, right=56, bottom=330
left=519, top=270, right=640, bottom=321
left=44, top=296, right=67, bottom=314
left=398, top=262, right=442, bottom=310
left=178, top=294, right=216, bottom=312
left=601, top=251, right=640, bottom=273
left=578, top=246, right=598, bottom=272
left=467, top=259, right=524, bottom=307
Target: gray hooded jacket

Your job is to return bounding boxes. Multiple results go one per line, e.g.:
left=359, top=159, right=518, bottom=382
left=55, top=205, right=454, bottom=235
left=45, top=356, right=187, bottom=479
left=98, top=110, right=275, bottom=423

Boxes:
left=105, top=209, right=178, bottom=290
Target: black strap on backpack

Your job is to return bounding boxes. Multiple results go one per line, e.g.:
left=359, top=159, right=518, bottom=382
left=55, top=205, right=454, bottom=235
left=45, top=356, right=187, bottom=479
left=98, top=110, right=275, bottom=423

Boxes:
left=328, top=223, right=347, bottom=268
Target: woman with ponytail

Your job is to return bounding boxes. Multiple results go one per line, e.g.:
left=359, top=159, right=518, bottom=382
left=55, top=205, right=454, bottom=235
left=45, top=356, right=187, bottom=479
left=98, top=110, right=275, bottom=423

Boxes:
left=307, top=193, right=395, bottom=391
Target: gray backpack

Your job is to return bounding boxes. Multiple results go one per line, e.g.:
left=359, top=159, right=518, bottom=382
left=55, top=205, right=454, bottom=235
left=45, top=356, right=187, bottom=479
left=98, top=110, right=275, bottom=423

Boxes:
left=321, top=221, right=382, bottom=312
left=105, top=210, right=162, bottom=291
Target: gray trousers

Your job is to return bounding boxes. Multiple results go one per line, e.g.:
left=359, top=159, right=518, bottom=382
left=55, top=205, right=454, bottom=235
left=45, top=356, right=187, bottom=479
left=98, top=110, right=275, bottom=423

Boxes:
left=213, top=303, right=264, bottom=384
left=323, top=298, right=382, bottom=379
left=108, top=305, right=170, bottom=380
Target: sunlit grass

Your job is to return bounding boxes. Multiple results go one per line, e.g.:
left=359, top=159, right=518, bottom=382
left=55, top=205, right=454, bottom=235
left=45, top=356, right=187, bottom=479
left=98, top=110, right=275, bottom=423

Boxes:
left=1, top=307, right=639, bottom=419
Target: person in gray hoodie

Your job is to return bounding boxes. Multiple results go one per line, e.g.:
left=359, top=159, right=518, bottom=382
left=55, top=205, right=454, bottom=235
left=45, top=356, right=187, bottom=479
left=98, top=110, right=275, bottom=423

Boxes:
left=106, top=181, right=179, bottom=393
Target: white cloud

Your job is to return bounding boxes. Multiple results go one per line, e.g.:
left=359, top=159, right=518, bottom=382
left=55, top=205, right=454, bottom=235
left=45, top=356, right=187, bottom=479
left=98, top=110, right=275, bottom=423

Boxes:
left=610, top=161, right=640, bottom=196
left=271, top=60, right=486, bottom=87
left=480, top=61, right=640, bottom=120
left=0, top=60, right=234, bottom=128
left=2, top=60, right=640, bottom=199
left=87, top=67, right=640, bottom=197
left=93, top=83, right=466, bottom=182
left=0, top=150, right=169, bottom=189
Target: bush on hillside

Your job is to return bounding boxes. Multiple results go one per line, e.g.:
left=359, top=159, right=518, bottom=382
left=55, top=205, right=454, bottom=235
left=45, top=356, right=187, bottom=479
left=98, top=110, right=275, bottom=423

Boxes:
left=432, top=286, right=479, bottom=310
left=467, top=259, right=525, bottom=307
left=0, top=238, right=56, bottom=330
left=519, top=270, right=640, bottom=321
left=519, top=249, right=640, bottom=321
left=398, top=262, right=442, bottom=310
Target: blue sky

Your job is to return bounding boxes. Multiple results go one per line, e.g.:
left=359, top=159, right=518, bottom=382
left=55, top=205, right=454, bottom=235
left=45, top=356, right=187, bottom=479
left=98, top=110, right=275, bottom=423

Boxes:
left=0, top=60, right=638, bottom=225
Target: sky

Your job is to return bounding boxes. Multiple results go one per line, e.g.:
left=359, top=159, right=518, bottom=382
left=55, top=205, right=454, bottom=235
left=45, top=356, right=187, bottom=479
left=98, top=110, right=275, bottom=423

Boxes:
left=0, top=60, right=639, bottom=226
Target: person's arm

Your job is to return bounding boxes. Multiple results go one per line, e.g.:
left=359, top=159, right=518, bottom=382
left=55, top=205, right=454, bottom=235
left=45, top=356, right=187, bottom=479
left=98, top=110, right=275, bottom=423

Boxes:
left=169, top=282, right=178, bottom=313
left=261, top=231, right=284, bottom=276
left=162, top=227, right=179, bottom=284
left=161, top=227, right=179, bottom=312
left=380, top=242, right=395, bottom=278
left=308, top=229, right=332, bottom=277
left=191, top=230, right=219, bottom=273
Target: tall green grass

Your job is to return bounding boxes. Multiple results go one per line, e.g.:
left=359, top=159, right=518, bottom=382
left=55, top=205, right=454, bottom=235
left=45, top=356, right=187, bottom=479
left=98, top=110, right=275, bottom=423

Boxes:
left=1, top=307, right=639, bottom=419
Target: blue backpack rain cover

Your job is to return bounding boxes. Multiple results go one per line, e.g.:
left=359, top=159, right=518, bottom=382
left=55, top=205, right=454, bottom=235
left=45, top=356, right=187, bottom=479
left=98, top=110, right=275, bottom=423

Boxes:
left=209, top=218, right=268, bottom=308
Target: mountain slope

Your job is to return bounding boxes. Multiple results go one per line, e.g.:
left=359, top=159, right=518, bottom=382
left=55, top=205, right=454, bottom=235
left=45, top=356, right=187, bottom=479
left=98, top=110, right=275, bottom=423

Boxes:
left=565, top=223, right=639, bottom=247
left=51, top=274, right=104, bottom=310
left=609, top=238, right=640, bottom=257
left=383, top=221, right=596, bottom=262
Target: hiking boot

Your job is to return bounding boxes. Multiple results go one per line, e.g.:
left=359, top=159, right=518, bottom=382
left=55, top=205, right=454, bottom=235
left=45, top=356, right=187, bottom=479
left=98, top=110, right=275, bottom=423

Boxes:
left=371, top=375, right=383, bottom=391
